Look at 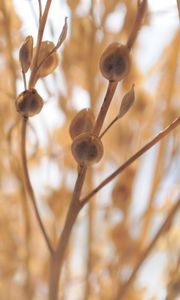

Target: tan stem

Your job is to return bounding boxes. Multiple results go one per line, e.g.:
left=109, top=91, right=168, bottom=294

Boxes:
left=93, top=81, right=118, bottom=136
left=21, top=117, right=53, bottom=254
left=48, top=166, right=87, bottom=300
left=114, top=197, right=180, bottom=300
left=99, top=116, right=118, bottom=139
left=29, top=0, right=52, bottom=88
left=81, top=116, right=180, bottom=205
left=127, top=0, right=147, bottom=50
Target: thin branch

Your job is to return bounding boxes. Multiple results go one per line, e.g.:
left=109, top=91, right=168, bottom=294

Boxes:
left=38, top=0, right=42, bottom=22
left=177, top=0, right=180, bottom=19
left=114, top=196, right=180, bottom=300
left=21, top=117, right=54, bottom=255
left=127, top=0, right=147, bottom=50
left=100, top=116, right=118, bottom=139
left=29, top=0, right=53, bottom=88
left=1, top=0, right=17, bottom=96
left=22, top=71, right=27, bottom=90
left=93, top=81, right=118, bottom=136
left=49, top=166, right=87, bottom=300
left=81, top=116, right=180, bottom=206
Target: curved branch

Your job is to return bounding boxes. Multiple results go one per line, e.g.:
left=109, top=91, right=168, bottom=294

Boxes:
left=81, top=116, right=180, bottom=206
left=114, top=196, right=180, bottom=300
left=21, top=117, right=54, bottom=255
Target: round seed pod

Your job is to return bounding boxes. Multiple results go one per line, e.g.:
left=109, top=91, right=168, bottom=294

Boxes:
left=15, top=89, right=43, bottom=117
left=99, top=42, right=131, bottom=81
left=69, top=108, right=95, bottom=140
left=71, top=133, right=103, bottom=165
left=31, top=41, right=58, bottom=78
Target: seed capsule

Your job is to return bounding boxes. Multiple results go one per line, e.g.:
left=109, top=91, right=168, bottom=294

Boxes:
left=15, top=89, right=43, bottom=117
left=99, top=42, right=131, bottom=81
left=69, top=108, right=95, bottom=140
left=31, top=41, right=58, bottom=78
left=71, top=133, right=103, bottom=165
left=19, top=35, right=33, bottom=73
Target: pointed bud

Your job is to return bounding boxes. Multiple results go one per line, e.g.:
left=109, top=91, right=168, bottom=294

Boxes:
left=118, top=84, right=135, bottom=119
left=19, top=36, right=33, bottom=73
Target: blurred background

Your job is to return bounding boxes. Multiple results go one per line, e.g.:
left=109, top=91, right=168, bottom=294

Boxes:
left=0, top=0, right=179, bottom=299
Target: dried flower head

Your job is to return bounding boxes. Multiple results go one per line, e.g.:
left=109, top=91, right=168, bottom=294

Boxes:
left=69, top=108, right=95, bottom=140
left=71, top=133, right=104, bottom=165
left=31, top=41, right=58, bottom=78
left=15, top=89, right=43, bottom=117
left=99, top=42, right=131, bottom=81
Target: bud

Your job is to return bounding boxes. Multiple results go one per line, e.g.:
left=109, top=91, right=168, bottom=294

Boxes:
left=71, top=133, right=104, bottom=165
left=99, top=42, right=131, bottom=82
left=19, top=35, right=33, bottom=73
left=31, top=41, right=58, bottom=78
left=15, top=89, right=43, bottom=117
left=69, top=108, right=95, bottom=140
left=118, top=84, right=135, bottom=118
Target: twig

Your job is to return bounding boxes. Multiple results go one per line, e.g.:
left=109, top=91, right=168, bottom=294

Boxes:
left=100, top=116, right=118, bottom=139
left=38, top=0, right=42, bottom=22
left=127, top=0, right=147, bottom=50
left=49, top=166, right=87, bottom=300
left=93, top=81, right=118, bottom=136
left=1, top=0, right=17, bottom=96
left=114, top=196, right=180, bottom=300
left=21, top=117, right=54, bottom=255
left=177, top=0, right=180, bottom=19
left=22, top=71, right=27, bottom=90
left=81, top=116, right=180, bottom=205
left=29, top=0, right=53, bottom=88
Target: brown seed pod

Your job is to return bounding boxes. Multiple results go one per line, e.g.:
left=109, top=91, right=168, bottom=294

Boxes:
left=15, top=89, right=43, bottom=117
left=31, top=41, right=58, bottom=78
left=99, top=42, right=131, bottom=81
left=19, top=35, right=33, bottom=73
left=71, top=133, right=103, bottom=165
left=69, top=108, right=95, bottom=140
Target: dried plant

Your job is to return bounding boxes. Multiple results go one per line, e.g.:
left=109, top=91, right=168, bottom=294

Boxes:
left=0, top=0, right=180, bottom=300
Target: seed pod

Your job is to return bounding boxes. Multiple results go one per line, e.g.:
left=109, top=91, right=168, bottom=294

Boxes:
left=19, top=35, right=33, bottom=73
left=99, top=42, right=131, bottom=81
left=15, top=89, right=43, bottom=117
left=69, top=108, right=95, bottom=140
left=71, top=133, right=103, bottom=165
left=31, top=41, right=58, bottom=78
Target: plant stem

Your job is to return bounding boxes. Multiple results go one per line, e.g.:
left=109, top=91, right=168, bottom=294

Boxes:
left=81, top=116, right=180, bottom=205
left=127, top=0, right=147, bottom=50
left=100, top=116, right=118, bottom=139
left=29, top=0, right=52, bottom=88
left=177, top=0, right=180, bottom=19
left=38, top=0, right=42, bottom=21
left=49, top=166, right=87, bottom=300
left=93, top=81, right=118, bottom=136
left=1, top=0, right=17, bottom=96
left=114, top=197, right=180, bottom=300
left=21, top=117, right=53, bottom=255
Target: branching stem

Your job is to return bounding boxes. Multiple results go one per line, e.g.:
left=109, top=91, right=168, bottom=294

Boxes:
left=21, top=117, right=54, bottom=255
left=127, top=0, right=147, bottom=50
left=49, top=166, right=87, bottom=300
left=93, top=81, right=118, bottom=136
left=81, top=116, right=180, bottom=205
left=100, top=116, right=118, bottom=139
left=29, top=0, right=52, bottom=88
